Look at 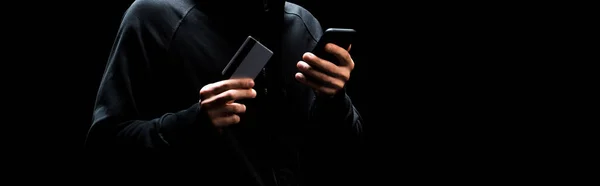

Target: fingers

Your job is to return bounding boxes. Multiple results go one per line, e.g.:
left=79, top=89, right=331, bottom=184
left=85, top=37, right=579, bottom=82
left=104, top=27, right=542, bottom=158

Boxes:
left=325, top=43, right=354, bottom=70
left=212, top=114, right=241, bottom=128
left=295, top=72, right=338, bottom=95
left=201, top=88, right=257, bottom=108
left=296, top=61, right=345, bottom=90
left=212, top=103, right=247, bottom=116
left=301, top=53, right=350, bottom=81
left=207, top=103, right=247, bottom=127
left=302, top=52, right=339, bottom=75
left=200, top=78, right=254, bottom=99
left=198, top=79, right=256, bottom=129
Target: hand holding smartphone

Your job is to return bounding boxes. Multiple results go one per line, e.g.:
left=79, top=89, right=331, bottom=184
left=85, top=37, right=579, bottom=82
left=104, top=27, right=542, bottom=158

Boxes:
left=296, top=28, right=357, bottom=96
left=311, top=28, right=356, bottom=65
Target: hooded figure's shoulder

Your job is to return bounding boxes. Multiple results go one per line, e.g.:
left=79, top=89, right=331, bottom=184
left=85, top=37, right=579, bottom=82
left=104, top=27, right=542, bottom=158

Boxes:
left=284, top=2, right=324, bottom=42
left=124, top=0, right=197, bottom=23
left=115, top=0, right=198, bottom=47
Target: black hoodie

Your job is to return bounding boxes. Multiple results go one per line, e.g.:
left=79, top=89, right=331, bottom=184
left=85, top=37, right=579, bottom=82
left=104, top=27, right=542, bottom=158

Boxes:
left=85, top=0, right=363, bottom=185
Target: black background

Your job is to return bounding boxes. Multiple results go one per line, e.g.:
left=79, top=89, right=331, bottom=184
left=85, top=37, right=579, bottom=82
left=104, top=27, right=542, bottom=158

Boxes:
left=5, top=0, right=561, bottom=182
left=9, top=0, right=506, bottom=151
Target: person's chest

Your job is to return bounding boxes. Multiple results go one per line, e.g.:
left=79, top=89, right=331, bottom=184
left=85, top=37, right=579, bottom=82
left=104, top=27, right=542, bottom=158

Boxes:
left=164, top=11, right=320, bottom=123
left=167, top=14, right=314, bottom=100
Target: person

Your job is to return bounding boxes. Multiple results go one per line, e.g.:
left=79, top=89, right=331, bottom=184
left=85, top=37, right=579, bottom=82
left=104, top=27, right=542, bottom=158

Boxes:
left=85, top=0, right=364, bottom=185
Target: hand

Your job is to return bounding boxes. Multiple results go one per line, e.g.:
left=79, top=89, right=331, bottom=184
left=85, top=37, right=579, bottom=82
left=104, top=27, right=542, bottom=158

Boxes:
left=199, top=78, right=257, bottom=129
left=295, top=43, right=355, bottom=96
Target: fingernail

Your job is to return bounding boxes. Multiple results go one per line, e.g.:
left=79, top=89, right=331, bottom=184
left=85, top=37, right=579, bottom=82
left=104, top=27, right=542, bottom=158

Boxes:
left=306, top=53, right=315, bottom=58
left=300, top=62, right=308, bottom=70
left=295, top=72, right=304, bottom=80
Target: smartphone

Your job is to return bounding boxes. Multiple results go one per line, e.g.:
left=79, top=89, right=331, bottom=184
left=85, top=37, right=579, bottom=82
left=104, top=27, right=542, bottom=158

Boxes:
left=222, top=36, right=273, bottom=79
left=311, top=28, right=356, bottom=65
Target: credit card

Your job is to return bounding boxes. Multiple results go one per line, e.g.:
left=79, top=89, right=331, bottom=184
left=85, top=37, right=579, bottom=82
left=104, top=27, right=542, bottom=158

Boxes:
left=222, top=36, right=273, bottom=79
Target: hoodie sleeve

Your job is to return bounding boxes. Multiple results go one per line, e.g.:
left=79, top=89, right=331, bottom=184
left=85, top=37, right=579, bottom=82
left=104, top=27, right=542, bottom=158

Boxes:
left=308, top=89, right=364, bottom=144
left=303, top=89, right=365, bottom=184
left=85, top=1, right=219, bottom=149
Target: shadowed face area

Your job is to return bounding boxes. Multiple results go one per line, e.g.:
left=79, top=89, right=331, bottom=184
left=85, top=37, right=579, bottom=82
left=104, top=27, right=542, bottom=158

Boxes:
left=198, top=0, right=278, bottom=19
left=197, top=0, right=284, bottom=41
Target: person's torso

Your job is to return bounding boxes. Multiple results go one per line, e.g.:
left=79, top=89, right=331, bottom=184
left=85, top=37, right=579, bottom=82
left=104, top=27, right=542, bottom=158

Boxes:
left=134, top=0, right=324, bottom=185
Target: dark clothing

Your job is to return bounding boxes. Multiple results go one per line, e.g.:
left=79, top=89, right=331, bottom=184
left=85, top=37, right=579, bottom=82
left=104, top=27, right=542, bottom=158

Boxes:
left=86, top=0, right=363, bottom=185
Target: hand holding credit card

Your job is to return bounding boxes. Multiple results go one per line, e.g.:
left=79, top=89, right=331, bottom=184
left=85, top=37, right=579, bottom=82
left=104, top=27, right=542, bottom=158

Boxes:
left=199, top=36, right=271, bottom=129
